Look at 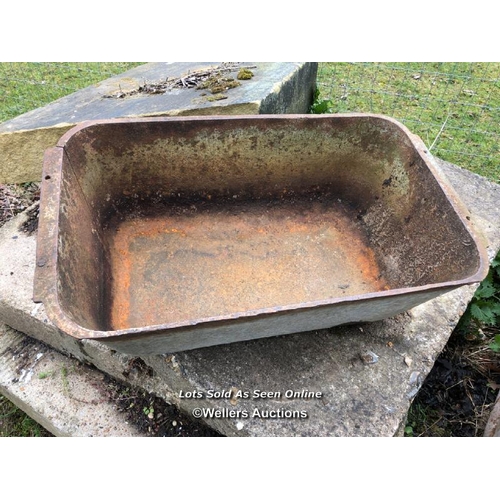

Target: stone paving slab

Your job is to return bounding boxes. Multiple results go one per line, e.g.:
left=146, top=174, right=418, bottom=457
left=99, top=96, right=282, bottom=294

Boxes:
left=0, top=323, right=145, bottom=436
left=0, top=62, right=317, bottom=183
left=0, top=158, right=498, bottom=436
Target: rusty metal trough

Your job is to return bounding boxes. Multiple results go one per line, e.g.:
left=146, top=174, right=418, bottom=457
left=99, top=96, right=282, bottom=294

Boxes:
left=33, top=115, right=488, bottom=354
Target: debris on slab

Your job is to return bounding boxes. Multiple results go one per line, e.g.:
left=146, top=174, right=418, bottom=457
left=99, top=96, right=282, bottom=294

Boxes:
left=0, top=183, right=39, bottom=230
left=360, top=350, right=379, bottom=365
left=103, top=63, right=256, bottom=99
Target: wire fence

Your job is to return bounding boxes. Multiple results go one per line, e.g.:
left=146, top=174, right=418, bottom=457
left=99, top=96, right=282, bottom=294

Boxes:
left=1, top=62, right=499, bottom=182
left=317, top=62, right=500, bottom=181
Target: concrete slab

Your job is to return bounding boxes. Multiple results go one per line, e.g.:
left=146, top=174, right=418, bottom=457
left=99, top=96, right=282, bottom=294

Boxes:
left=0, top=62, right=317, bottom=184
left=0, top=158, right=498, bottom=436
left=0, top=323, right=145, bottom=436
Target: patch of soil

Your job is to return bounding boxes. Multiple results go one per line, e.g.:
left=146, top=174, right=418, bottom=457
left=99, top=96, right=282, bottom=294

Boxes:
left=0, top=183, right=40, bottom=229
left=20, top=202, right=40, bottom=235
left=407, top=325, right=500, bottom=436
left=101, top=374, right=222, bottom=437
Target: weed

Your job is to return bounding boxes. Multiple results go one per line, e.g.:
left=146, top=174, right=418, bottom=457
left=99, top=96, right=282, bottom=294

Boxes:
left=404, top=402, right=451, bottom=437
left=143, top=405, right=155, bottom=419
left=490, top=334, right=500, bottom=353
left=61, top=366, right=70, bottom=393
left=0, top=395, right=52, bottom=437
left=408, top=252, right=500, bottom=436
left=38, top=371, right=52, bottom=379
left=310, top=88, right=333, bottom=114
left=458, top=251, right=500, bottom=353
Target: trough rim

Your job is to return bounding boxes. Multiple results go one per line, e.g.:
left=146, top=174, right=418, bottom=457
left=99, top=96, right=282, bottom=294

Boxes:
left=33, top=113, right=490, bottom=341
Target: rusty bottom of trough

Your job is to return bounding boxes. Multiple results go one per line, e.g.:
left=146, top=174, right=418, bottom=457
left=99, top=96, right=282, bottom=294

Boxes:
left=104, top=191, right=388, bottom=330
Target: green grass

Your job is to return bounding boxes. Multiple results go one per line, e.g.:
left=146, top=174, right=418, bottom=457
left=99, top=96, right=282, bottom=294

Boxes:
left=0, top=394, right=52, bottom=437
left=317, top=62, right=500, bottom=182
left=0, top=62, right=143, bottom=123
left=404, top=402, right=452, bottom=437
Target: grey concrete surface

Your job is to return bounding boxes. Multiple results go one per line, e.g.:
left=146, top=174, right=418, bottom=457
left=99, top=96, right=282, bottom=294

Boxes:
left=0, top=323, right=145, bottom=436
left=0, top=62, right=317, bottom=184
left=0, top=158, right=498, bottom=436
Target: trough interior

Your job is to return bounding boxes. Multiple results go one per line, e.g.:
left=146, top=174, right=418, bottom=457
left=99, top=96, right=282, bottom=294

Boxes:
left=104, top=192, right=387, bottom=329
left=55, top=116, right=480, bottom=332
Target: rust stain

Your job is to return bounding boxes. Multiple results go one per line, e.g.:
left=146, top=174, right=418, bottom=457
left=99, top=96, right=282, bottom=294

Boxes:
left=106, top=198, right=388, bottom=330
left=109, top=219, right=190, bottom=329
left=109, top=225, right=131, bottom=330
left=355, top=246, right=386, bottom=287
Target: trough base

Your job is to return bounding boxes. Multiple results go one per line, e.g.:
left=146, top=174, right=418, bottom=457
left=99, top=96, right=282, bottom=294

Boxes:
left=106, top=195, right=385, bottom=330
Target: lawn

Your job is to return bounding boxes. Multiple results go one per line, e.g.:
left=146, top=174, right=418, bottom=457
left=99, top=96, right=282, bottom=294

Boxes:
left=317, top=62, right=500, bottom=182
left=0, top=394, right=52, bottom=437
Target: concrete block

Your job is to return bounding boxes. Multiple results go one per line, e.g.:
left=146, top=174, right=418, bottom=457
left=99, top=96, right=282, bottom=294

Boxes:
left=0, top=62, right=317, bottom=184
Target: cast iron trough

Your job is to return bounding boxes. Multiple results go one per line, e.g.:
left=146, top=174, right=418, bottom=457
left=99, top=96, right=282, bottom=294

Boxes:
left=33, top=115, right=488, bottom=354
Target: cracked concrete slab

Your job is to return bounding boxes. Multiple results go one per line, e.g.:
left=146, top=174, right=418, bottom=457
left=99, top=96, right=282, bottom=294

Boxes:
left=0, top=62, right=317, bottom=184
left=0, top=157, right=498, bottom=436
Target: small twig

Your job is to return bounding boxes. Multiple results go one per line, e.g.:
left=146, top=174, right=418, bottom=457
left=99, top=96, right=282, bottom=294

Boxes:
left=417, top=416, right=444, bottom=437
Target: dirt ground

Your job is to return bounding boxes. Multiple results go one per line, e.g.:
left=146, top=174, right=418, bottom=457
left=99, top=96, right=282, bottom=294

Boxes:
left=0, top=183, right=40, bottom=232
left=406, top=324, right=499, bottom=436
left=102, top=374, right=221, bottom=437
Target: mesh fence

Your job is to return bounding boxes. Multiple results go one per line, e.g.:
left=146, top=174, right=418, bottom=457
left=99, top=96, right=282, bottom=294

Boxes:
left=317, top=62, right=500, bottom=181
left=1, top=62, right=499, bottom=182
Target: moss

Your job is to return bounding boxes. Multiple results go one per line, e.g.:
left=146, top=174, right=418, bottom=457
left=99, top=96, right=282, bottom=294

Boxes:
left=237, top=69, right=254, bottom=80
left=206, top=94, right=228, bottom=102
left=198, top=77, right=241, bottom=94
left=209, top=84, right=226, bottom=94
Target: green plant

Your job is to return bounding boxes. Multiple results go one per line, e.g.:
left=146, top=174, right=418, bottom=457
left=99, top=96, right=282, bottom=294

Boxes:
left=310, top=88, right=333, bottom=114
left=60, top=366, right=70, bottom=393
left=143, top=405, right=154, bottom=418
left=404, top=402, right=451, bottom=437
left=0, top=395, right=52, bottom=437
left=490, top=334, right=500, bottom=353
left=458, top=252, right=500, bottom=353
